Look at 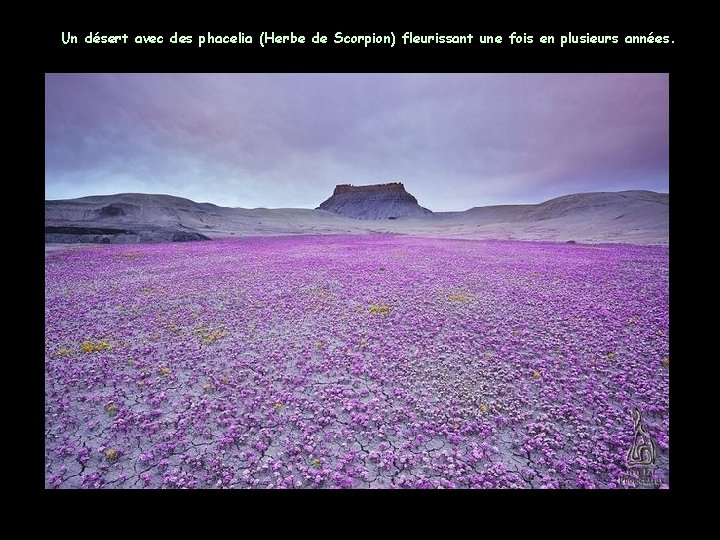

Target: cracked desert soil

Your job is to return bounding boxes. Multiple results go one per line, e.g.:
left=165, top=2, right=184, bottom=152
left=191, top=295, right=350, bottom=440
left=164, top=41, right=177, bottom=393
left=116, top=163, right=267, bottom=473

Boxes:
left=45, top=235, right=669, bottom=488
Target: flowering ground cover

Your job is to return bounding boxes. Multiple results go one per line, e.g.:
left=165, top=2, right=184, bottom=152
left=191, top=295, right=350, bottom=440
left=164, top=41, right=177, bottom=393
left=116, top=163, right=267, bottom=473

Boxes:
left=45, top=235, right=669, bottom=488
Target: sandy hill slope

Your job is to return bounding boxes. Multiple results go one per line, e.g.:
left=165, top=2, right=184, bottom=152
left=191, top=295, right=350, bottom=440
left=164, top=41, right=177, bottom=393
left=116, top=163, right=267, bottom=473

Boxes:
left=45, top=193, right=369, bottom=243
left=410, top=190, right=668, bottom=244
left=45, top=190, right=668, bottom=245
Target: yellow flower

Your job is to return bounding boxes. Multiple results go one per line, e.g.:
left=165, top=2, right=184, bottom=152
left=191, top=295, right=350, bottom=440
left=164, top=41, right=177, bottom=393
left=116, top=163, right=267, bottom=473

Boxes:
left=106, top=403, right=118, bottom=414
left=105, top=449, right=118, bottom=460
left=159, top=367, right=170, bottom=376
left=532, top=370, right=541, bottom=380
left=274, top=402, right=284, bottom=410
left=311, top=457, right=321, bottom=467
left=200, top=327, right=227, bottom=344
left=81, top=340, right=110, bottom=353
left=478, top=404, right=489, bottom=413
left=369, top=303, right=392, bottom=315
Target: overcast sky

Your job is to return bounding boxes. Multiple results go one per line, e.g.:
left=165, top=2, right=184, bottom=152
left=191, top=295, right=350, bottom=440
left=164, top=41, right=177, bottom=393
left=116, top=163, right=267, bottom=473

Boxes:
left=45, top=73, right=668, bottom=211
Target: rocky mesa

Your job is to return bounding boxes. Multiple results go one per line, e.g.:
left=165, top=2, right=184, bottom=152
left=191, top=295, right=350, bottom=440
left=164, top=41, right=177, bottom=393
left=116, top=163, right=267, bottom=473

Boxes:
left=316, top=182, right=433, bottom=220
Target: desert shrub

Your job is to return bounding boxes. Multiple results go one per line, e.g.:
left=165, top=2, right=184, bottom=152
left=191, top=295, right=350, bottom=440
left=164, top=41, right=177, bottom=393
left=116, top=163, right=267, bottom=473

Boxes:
left=369, top=303, right=392, bottom=315
left=81, top=340, right=110, bottom=353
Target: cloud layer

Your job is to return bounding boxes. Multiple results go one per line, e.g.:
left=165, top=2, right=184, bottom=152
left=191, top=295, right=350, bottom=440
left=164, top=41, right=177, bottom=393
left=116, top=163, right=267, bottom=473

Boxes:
left=45, top=73, right=668, bottom=211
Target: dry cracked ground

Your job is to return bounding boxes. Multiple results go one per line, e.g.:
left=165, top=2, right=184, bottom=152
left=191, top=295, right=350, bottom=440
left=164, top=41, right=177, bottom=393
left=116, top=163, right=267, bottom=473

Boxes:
left=45, top=235, right=669, bottom=488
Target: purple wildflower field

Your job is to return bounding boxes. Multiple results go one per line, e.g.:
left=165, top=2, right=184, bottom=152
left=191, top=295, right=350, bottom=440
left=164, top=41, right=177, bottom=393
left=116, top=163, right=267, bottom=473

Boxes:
left=45, top=235, right=669, bottom=488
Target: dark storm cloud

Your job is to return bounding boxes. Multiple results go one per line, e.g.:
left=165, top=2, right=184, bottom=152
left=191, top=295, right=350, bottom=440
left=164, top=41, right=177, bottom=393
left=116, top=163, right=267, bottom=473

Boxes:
left=45, top=73, right=668, bottom=211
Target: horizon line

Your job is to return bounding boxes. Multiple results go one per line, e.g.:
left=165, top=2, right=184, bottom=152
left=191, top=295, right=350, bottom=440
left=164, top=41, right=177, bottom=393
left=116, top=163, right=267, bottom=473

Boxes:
left=45, top=188, right=669, bottom=213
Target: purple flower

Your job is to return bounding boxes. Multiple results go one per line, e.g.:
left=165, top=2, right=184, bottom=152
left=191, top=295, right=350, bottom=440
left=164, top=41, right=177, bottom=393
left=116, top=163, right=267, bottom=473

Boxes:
left=44, top=236, right=668, bottom=489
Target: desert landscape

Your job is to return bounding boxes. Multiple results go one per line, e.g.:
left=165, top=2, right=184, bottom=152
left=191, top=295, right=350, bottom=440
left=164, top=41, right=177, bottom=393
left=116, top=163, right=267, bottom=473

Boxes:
left=45, top=183, right=668, bottom=246
left=45, top=73, right=669, bottom=489
left=45, top=183, right=669, bottom=488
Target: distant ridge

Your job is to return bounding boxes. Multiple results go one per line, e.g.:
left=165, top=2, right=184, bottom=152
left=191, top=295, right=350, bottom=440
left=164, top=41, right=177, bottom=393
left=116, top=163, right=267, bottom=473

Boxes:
left=45, top=189, right=668, bottom=245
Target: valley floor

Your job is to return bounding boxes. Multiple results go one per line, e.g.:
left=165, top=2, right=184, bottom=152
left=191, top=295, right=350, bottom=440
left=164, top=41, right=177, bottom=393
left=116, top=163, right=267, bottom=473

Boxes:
left=45, top=236, right=669, bottom=488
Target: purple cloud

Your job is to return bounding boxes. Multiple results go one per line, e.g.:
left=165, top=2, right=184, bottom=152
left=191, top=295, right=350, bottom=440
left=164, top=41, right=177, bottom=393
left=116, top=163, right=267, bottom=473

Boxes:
left=45, top=73, right=668, bottom=211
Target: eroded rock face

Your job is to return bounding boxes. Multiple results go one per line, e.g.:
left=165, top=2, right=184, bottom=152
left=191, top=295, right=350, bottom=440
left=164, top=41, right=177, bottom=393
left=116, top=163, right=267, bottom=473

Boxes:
left=316, top=182, right=433, bottom=220
left=44, top=225, right=210, bottom=244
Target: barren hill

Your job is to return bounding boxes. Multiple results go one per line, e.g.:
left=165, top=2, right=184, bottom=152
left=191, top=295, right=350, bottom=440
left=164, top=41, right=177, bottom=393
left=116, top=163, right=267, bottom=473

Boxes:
left=45, top=189, right=668, bottom=245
